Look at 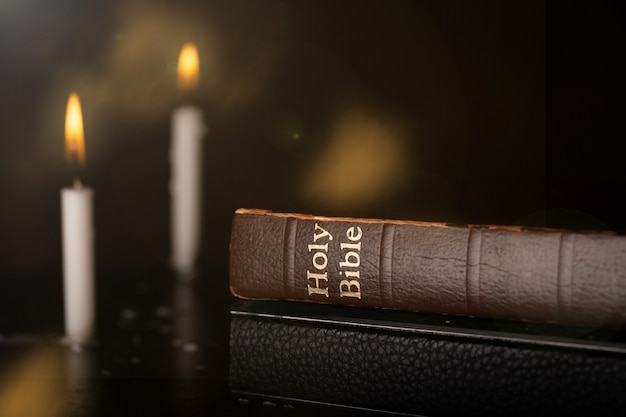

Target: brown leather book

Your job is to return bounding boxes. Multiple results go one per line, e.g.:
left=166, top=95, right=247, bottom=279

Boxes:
left=229, top=208, right=626, bottom=329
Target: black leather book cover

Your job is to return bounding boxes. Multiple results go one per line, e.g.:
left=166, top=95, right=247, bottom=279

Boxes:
left=229, top=300, right=626, bottom=416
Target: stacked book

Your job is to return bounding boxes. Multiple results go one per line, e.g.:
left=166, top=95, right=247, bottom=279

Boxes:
left=227, top=208, right=626, bottom=416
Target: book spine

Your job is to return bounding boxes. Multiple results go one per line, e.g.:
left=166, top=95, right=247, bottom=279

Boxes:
left=229, top=209, right=626, bottom=328
left=229, top=305, right=626, bottom=416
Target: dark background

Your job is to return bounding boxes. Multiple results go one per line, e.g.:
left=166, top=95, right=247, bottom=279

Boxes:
left=1, top=1, right=626, bottom=415
left=0, top=0, right=622, bottom=298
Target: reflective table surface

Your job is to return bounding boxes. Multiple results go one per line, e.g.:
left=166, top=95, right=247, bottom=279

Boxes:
left=0, top=266, right=368, bottom=417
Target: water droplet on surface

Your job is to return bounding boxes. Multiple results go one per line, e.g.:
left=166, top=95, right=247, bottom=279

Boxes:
left=156, top=306, right=171, bottom=318
left=262, top=401, right=276, bottom=408
left=121, top=308, right=137, bottom=320
left=182, top=343, right=198, bottom=352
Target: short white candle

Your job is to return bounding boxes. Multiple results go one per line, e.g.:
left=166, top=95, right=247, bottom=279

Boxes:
left=170, top=43, right=206, bottom=276
left=62, top=93, right=95, bottom=344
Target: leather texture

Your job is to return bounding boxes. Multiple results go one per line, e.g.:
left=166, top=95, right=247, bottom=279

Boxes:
left=229, top=208, right=626, bottom=328
left=229, top=301, right=626, bottom=416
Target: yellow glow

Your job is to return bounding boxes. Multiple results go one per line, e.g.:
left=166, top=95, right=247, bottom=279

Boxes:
left=0, top=347, right=67, bottom=417
left=177, top=43, right=199, bottom=90
left=64, top=92, right=85, bottom=166
left=301, top=111, right=410, bottom=210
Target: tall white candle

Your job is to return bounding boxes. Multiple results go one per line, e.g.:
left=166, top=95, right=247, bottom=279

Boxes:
left=62, top=185, right=95, bottom=344
left=62, top=93, right=95, bottom=344
left=170, top=43, right=206, bottom=276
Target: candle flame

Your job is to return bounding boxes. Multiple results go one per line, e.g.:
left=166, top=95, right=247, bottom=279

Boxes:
left=64, top=93, right=85, bottom=166
left=177, top=43, right=199, bottom=90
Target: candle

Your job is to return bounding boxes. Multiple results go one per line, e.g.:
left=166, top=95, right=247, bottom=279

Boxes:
left=170, top=43, right=206, bottom=277
left=62, top=92, right=95, bottom=344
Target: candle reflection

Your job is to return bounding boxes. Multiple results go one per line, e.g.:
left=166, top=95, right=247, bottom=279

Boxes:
left=173, top=279, right=199, bottom=380
left=64, top=345, right=96, bottom=416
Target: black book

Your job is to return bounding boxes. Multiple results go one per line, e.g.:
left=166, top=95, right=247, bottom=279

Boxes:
left=229, top=300, right=626, bottom=416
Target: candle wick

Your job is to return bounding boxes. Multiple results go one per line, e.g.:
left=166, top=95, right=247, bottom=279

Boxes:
left=73, top=178, right=83, bottom=189
left=179, top=89, right=196, bottom=107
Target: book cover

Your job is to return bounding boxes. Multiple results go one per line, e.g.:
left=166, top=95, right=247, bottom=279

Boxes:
left=229, top=208, right=626, bottom=328
left=229, top=300, right=626, bottom=416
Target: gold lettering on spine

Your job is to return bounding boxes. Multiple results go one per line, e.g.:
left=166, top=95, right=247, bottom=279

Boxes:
left=341, top=241, right=361, bottom=251
left=346, top=226, right=363, bottom=241
left=339, top=251, right=360, bottom=268
left=338, top=226, right=363, bottom=299
left=308, top=243, right=328, bottom=252
left=312, top=252, right=328, bottom=270
left=307, top=270, right=329, bottom=296
left=339, top=279, right=361, bottom=299
left=313, top=224, right=333, bottom=242
left=307, top=223, right=333, bottom=298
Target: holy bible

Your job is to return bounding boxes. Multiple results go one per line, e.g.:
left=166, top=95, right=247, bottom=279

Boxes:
left=229, top=208, right=626, bottom=329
